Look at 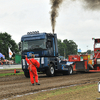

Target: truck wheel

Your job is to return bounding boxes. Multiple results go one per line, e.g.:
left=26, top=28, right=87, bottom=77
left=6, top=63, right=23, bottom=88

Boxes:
left=67, top=66, right=73, bottom=75
left=63, top=66, right=73, bottom=75
left=24, top=71, right=30, bottom=78
left=46, top=64, right=55, bottom=77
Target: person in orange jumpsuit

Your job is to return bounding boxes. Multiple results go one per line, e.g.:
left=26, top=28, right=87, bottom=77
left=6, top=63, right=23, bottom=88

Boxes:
left=25, top=54, right=40, bottom=85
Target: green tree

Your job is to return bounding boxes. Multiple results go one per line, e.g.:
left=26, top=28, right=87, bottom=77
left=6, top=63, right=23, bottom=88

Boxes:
left=57, top=39, right=78, bottom=58
left=63, top=39, right=77, bottom=57
left=81, top=50, right=93, bottom=55
left=0, top=32, right=19, bottom=59
left=87, top=50, right=92, bottom=54
left=57, top=39, right=66, bottom=57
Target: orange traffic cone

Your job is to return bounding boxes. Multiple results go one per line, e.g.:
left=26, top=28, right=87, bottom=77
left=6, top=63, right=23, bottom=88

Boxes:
left=14, top=69, right=16, bottom=73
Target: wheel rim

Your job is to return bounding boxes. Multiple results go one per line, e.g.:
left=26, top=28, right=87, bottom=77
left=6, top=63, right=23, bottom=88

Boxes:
left=50, top=67, right=54, bottom=74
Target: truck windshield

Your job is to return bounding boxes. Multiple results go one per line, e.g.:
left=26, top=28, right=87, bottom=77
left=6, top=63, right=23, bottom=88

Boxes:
left=22, top=39, right=46, bottom=51
left=95, top=43, right=100, bottom=48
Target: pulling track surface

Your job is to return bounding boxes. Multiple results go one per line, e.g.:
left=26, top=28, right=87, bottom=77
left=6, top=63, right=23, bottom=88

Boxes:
left=0, top=70, right=100, bottom=100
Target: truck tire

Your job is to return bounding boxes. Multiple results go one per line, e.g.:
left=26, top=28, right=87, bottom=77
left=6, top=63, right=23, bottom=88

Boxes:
left=24, top=71, right=30, bottom=78
left=63, top=66, right=73, bottom=75
left=67, top=66, right=73, bottom=75
left=46, top=64, right=55, bottom=77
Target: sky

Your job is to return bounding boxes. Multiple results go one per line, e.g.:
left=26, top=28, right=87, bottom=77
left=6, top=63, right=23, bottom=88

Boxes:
left=0, top=0, right=100, bottom=52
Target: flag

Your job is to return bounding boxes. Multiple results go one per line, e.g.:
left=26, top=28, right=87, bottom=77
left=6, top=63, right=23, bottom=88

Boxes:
left=8, top=48, right=13, bottom=58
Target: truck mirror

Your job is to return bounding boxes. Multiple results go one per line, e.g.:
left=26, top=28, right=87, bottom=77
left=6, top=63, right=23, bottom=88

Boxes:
left=19, top=42, right=22, bottom=51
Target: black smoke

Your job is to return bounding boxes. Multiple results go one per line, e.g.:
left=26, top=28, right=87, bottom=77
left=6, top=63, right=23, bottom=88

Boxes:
left=50, top=0, right=100, bottom=33
left=50, top=0, right=63, bottom=33
left=83, top=0, right=100, bottom=10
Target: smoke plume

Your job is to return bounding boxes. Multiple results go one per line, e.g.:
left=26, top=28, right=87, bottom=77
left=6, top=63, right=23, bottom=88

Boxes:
left=50, top=0, right=100, bottom=33
left=50, top=0, right=63, bottom=33
left=82, top=0, right=100, bottom=10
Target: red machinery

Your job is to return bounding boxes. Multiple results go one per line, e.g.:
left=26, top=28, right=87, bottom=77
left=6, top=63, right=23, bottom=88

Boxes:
left=68, top=54, right=91, bottom=72
left=68, top=38, right=100, bottom=72
left=91, top=38, right=100, bottom=71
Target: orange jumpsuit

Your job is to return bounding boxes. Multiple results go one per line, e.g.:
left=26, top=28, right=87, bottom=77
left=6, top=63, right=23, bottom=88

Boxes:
left=25, top=57, right=40, bottom=84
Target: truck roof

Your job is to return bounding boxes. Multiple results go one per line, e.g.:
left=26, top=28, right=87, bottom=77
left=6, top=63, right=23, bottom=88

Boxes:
left=21, top=32, right=56, bottom=41
left=22, top=32, right=46, bottom=37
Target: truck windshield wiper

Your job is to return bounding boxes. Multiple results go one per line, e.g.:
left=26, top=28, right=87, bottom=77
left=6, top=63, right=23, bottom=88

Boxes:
left=23, top=49, right=29, bottom=52
left=23, top=48, right=34, bottom=52
left=27, top=47, right=43, bottom=51
left=33, top=47, right=43, bottom=50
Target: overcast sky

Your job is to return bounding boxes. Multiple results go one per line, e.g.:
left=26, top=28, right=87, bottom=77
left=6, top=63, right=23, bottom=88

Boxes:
left=0, top=0, right=100, bottom=52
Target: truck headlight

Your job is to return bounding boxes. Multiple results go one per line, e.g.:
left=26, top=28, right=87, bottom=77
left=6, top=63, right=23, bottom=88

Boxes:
left=41, top=57, right=44, bottom=64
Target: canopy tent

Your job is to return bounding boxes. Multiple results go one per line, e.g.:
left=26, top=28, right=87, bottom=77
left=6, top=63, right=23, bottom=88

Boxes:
left=0, top=53, right=4, bottom=59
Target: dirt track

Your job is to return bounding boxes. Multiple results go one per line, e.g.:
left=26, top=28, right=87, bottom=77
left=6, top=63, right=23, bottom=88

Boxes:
left=0, top=70, right=100, bottom=100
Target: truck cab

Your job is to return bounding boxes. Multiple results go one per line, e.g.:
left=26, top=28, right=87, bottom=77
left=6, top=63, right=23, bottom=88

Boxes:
left=20, top=32, right=73, bottom=77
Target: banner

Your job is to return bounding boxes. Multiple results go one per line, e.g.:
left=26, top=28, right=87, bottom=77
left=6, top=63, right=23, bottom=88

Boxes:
left=8, top=48, right=13, bottom=58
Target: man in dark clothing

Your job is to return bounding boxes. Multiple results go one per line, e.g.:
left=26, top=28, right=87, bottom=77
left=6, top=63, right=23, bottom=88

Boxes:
left=25, top=54, right=40, bottom=85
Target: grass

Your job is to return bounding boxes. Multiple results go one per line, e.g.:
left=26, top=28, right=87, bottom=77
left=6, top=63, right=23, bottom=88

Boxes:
left=0, top=72, right=24, bottom=77
left=0, top=69, right=41, bottom=77
left=30, top=83, right=98, bottom=100
left=0, top=68, right=23, bottom=77
left=9, top=83, right=100, bottom=100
